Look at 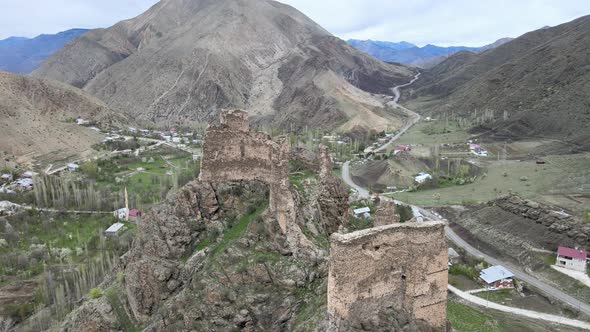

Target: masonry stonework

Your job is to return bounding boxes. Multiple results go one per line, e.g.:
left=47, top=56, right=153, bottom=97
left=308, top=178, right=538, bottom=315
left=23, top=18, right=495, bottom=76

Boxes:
left=374, top=201, right=400, bottom=227
left=328, top=221, right=448, bottom=331
left=200, top=109, right=295, bottom=233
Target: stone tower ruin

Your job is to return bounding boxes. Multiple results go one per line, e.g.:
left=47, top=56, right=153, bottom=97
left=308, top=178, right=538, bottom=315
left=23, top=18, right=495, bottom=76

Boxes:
left=199, top=109, right=295, bottom=233
left=328, top=221, right=448, bottom=331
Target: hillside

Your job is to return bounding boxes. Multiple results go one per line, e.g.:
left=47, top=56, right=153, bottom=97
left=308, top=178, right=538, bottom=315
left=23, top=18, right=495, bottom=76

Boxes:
left=0, top=29, right=88, bottom=74
left=406, top=16, right=590, bottom=149
left=348, top=38, right=512, bottom=68
left=34, top=0, right=414, bottom=131
left=0, top=71, right=124, bottom=163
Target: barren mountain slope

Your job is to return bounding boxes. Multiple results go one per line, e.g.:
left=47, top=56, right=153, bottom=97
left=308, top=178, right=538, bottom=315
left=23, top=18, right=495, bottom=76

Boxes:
left=0, top=71, right=123, bottom=163
left=34, top=0, right=414, bottom=131
left=408, top=15, right=590, bottom=148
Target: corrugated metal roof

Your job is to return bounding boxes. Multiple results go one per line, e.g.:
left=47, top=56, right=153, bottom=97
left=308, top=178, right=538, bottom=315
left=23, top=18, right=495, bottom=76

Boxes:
left=353, top=207, right=371, bottom=215
left=105, top=223, right=125, bottom=234
left=480, top=265, right=514, bottom=284
left=558, top=246, right=587, bottom=260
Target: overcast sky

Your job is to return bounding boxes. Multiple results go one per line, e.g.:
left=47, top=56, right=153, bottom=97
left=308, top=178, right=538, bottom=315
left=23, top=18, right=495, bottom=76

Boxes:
left=1, top=0, right=589, bottom=46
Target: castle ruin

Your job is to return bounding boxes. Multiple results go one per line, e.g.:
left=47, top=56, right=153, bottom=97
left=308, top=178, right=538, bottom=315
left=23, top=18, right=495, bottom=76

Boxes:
left=199, top=109, right=295, bottom=233
left=200, top=109, right=448, bottom=330
left=328, top=221, right=448, bottom=331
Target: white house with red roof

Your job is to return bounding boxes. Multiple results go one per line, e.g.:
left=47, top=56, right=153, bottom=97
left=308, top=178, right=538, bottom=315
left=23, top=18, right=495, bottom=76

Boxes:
left=556, top=246, right=588, bottom=272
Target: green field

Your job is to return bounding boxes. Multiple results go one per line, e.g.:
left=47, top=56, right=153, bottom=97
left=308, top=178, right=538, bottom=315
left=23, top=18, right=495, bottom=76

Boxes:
left=393, top=121, right=471, bottom=148
left=388, top=153, right=590, bottom=208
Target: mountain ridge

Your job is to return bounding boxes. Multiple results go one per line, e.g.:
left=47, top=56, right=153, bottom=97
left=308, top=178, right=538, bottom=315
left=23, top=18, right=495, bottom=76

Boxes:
left=348, top=38, right=513, bottom=68
left=0, top=29, right=88, bottom=74
left=405, top=15, right=590, bottom=149
left=0, top=70, right=126, bottom=163
left=34, top=0, right=414, bottom=131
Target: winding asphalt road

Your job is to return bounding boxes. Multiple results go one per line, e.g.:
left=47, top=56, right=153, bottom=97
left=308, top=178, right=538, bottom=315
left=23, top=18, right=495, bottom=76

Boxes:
left=340, top=73, right=590, bottom=317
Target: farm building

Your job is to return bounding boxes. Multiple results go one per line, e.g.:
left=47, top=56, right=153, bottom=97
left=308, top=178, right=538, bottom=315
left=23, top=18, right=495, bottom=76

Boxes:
left=114, top=208, right=128, bottom=220
left=480, top=265, right=514, bottom=289
left=17, top=178, right=33, bottom=188
left=556, top=246, right=587, bottom=272
left=105, top=223, right=126, bottom=236
left=394, top=145, right=411, bottom=155
left=415, top=172, right=433, bottom=184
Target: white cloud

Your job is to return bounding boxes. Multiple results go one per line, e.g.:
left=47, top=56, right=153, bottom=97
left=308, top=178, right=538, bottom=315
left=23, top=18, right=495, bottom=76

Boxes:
left=1, top=0, right=589, bottom=46
left=0, top=0, right=159, bottom=39
left=278, top=0, right=590, bottom=46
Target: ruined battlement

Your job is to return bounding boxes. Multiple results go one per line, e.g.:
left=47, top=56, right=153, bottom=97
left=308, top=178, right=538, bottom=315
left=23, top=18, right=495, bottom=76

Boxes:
left=219, top=109, right=249, bottom=132
left=200, top=109, right=294, bottom=233
left=328, top=221, right=448, bottom=331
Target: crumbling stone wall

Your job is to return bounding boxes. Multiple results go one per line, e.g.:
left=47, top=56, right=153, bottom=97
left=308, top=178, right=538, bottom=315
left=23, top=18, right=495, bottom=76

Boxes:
left=493, top=195, right=590, bottom=250
left=200, top=109, right=295, bottom=233
left=374, top=201, right=400, bottom=227
left=328, top=221, right=448, bottom=331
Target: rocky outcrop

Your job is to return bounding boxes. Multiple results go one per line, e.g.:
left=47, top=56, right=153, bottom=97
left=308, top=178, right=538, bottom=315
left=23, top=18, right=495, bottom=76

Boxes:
left=492, top=195, right=590, bottom=250
left=121, top=180, right=268, bottom=323
left=317, top=145, right=349, bottom=235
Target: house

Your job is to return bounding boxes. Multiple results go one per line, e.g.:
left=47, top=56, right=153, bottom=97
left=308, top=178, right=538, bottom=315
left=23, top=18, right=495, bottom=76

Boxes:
left=129, top=209, right=142, bottom=222
left=22, top=171, right=35, bottom=178
left=17, top=178, right=33, bottom=188
left=353, top=207, right=371, bottom=219
left=480, top=265, right=514, bottom=289
left=415, top=172, right=433, bottom=184
left=76, top=118, right=90, bottom=125
left=556, top=246, right=588, bottom=272
left=105, top=223, right=126, bottom=236
left=113, top=208, right=128, bottom=220
left=394, top=145, right=411, bottom=155
left=67, top=163, right=80, bottom=171
left=1, top=174, right=11, bottom=180
left=448, top=248, right=460, bottom=265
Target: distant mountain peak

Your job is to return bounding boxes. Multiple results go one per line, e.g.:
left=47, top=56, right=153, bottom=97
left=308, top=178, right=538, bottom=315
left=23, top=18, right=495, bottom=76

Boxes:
left=348, top=38, right=512, bottom=68
left=0, top=28, right=88, bottom=74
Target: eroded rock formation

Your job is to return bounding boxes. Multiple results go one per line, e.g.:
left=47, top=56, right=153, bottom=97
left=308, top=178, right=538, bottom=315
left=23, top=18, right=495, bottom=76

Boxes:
left=328, top=221, right=448, bottom=331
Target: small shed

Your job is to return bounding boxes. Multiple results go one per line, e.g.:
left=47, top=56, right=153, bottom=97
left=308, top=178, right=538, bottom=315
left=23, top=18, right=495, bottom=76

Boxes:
left=353, top=207, right=371, bottom=219
left=67, top=163, right=80, bottom=171
left=129, top=209, right=142, bottom=222
left=105, top=223, right=126, bottom=236
left=480, top=265, right=514, bottom=289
